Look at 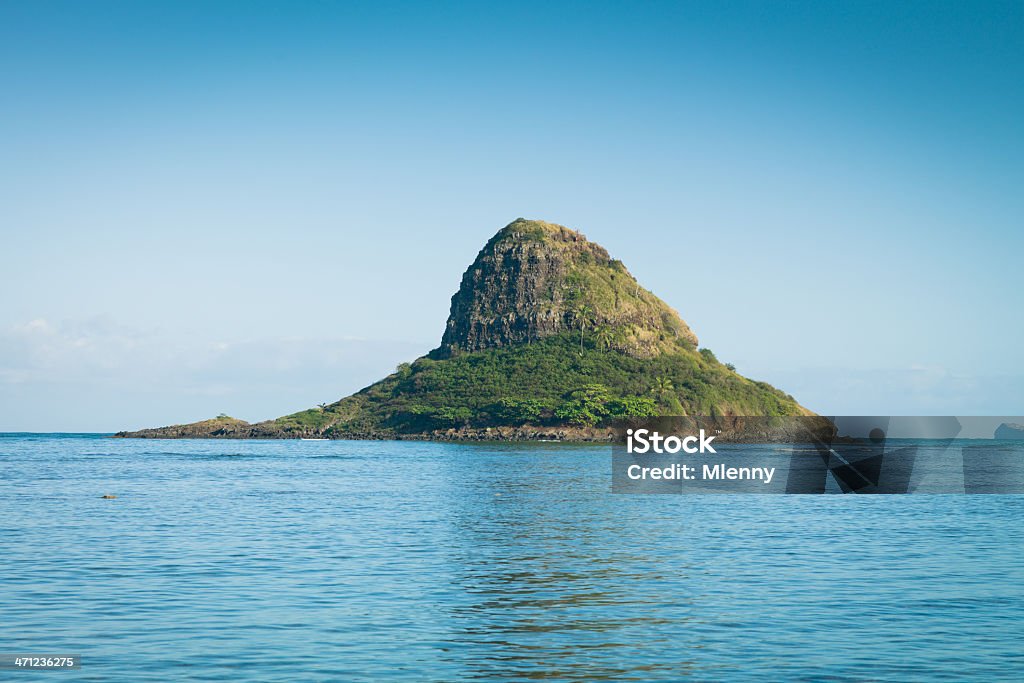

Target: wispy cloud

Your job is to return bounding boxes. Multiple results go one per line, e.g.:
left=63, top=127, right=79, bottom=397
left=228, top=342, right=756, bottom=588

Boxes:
left=758, top=365, right=1024, bottom=416
left=0, top=316, right=427, bottom=431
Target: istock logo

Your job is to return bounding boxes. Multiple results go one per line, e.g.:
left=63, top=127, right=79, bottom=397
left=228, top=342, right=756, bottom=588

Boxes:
left=626, top=429, right=717, bottom=454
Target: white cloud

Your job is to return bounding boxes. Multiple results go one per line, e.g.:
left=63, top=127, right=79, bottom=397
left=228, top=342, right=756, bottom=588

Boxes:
left=0, top=316, right=428, bottom=431
left=758, top=365, right=1024, bottom=416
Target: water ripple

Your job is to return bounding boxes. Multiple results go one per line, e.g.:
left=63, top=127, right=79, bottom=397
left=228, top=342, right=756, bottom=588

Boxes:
left=1, top=436, right=1022, bottom=681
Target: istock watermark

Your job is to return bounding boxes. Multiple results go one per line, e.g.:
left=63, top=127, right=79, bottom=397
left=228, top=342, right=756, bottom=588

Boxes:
left=610, top=416, right=1024, bottom=494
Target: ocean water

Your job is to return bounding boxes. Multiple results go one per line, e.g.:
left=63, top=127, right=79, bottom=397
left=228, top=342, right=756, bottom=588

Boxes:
left=1, top=434, right=1022, bottom=681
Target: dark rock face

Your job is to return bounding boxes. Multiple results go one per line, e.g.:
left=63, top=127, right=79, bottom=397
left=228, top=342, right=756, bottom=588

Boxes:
left=440, top=220, right=584, bottom=354
left=995, top=423, right=1024, bottom=440
left=437, top=218, right=697, bottom=358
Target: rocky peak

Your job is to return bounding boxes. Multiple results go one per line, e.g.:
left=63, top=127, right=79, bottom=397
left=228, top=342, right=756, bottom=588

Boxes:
left=436, top=218, right=698, bottom=358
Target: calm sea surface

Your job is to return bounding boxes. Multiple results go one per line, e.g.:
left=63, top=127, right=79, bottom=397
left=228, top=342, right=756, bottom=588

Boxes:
left=1, top=434, right=1022, bottom=681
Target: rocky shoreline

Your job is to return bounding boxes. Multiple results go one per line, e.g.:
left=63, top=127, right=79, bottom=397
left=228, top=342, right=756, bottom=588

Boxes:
left=113, top=422, right=618, bottom=442
left=115, top=416, right=836, bottom=443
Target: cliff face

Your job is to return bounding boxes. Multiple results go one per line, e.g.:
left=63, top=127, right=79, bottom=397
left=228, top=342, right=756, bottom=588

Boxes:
left=437, top=219, right=697, bottom=358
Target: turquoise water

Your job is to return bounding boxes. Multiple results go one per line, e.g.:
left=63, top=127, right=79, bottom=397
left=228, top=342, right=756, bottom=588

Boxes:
left=1, top=434, right=1022, bottom=681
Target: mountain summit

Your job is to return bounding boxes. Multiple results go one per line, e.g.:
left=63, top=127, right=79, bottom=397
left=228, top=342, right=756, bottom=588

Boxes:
left=438, top=219, right=697, bottom=358
left=117, top=219, right=810, bottom=440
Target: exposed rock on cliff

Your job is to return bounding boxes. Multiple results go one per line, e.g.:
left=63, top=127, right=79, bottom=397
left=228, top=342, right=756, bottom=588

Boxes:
left=438, top=219, right=697, bottom=358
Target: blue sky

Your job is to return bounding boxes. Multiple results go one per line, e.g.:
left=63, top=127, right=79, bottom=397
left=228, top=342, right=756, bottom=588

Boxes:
left=1, top=1, right=1021, bottom=430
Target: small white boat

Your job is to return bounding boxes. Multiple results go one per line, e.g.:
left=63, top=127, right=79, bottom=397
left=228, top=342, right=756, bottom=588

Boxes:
left=300, top=438, right=329, bottom=441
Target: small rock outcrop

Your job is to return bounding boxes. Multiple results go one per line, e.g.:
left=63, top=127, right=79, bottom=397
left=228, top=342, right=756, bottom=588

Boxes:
left=995, top=423, right=1024, bottom=440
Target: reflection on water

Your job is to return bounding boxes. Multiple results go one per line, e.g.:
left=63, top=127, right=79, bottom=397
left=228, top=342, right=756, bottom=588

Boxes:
left=1, top=435, right=1022, bottom=681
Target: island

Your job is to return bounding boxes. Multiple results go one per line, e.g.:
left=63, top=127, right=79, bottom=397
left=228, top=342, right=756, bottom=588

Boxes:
left=116, top=218, right=812, bottom=440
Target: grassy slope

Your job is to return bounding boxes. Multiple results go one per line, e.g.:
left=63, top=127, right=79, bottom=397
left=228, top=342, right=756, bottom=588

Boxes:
left=271, top=334, right=807, bottom=436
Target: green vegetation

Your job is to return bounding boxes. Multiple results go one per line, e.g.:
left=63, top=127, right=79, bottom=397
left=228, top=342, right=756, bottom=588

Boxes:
left=571, top=304, right=594, bottom=353
left=279, top=333, right=805, bottom=437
